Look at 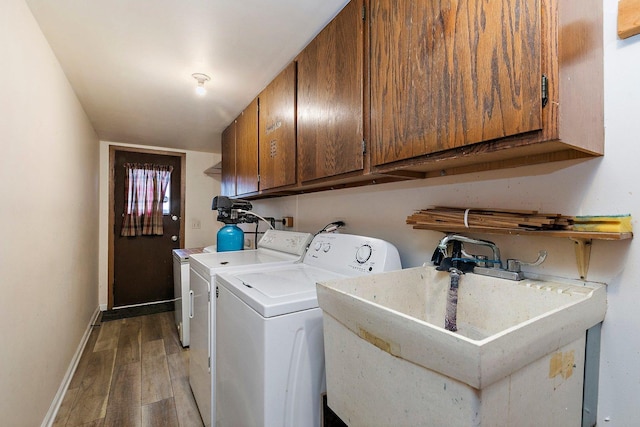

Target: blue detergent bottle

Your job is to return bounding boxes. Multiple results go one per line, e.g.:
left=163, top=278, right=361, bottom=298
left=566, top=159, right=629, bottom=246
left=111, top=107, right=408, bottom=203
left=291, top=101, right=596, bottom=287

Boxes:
left=217, top=224, right=244, bottom=252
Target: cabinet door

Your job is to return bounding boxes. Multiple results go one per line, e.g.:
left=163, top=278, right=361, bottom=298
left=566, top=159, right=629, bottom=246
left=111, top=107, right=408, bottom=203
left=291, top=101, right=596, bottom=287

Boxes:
left=297, top=0, right=364, bottom=182
left=371, top=0, right=542, bottom=166
left=259, top=62, right=297, bottom=190
left=221, top=121, right=236, bottom=197
left=235, top=98, right=259, bottom=195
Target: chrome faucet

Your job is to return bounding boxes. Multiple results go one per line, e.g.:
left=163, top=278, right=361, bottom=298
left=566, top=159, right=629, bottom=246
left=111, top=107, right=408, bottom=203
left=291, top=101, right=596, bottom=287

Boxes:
left=436, top=234, right=547, bottom=281
left=437, top=234, right=502, bottom=269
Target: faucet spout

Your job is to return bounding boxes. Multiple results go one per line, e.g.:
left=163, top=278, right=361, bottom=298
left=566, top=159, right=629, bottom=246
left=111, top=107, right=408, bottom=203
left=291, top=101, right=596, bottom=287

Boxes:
left=437, top=234, right=502, bottom=269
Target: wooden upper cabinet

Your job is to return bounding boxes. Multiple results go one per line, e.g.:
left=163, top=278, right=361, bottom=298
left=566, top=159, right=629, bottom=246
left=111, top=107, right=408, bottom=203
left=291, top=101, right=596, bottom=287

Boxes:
left=258, top=62, right=297, bottom=190
left=220, top=0, right=602, bottom=198
left=221, top=121, right=236, bottom=197
left=370, top=0, right=543, bottom=166
left=235, top=98, right=259, bottom=196
left=297, top=0, right=364, bottom=182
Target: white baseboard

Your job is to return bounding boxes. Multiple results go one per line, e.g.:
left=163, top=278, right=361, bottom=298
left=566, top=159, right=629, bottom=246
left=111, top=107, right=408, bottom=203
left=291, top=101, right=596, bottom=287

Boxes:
left=100, top=303, right=108, bottom=311
left=41, top=306, right=101, bottom=427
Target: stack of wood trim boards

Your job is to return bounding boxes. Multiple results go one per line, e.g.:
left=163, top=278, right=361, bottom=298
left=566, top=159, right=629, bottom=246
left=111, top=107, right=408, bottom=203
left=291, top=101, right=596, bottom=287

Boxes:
left=407, top=207, right=632, bottom=233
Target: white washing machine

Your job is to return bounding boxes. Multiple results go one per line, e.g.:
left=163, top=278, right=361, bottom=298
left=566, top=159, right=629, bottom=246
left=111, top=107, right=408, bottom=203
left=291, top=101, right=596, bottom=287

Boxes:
left=172, top=245, right=216, bottom=347
left=215, top=233, right=402, bottom=427
left=188, top=230, right=313, bottom=427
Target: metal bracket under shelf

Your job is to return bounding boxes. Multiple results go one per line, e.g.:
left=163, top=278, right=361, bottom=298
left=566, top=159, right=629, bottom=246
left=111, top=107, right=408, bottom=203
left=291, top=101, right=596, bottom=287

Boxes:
left=570, top=238, right=592, bottom=280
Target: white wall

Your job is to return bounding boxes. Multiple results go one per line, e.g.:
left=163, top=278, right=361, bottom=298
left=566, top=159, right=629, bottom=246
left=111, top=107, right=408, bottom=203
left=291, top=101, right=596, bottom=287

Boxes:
left=0, top=0, right=100, bottom=425
left=98, top=141, right=220, bottom=308
left=252, top=1, right=640, bottom=424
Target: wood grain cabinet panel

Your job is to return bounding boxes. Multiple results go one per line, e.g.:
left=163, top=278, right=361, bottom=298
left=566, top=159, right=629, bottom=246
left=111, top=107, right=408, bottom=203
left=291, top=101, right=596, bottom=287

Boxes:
left=297, top=0, right=364, bottom=182
left=235, top=98, right=259, bottom=196
left=258, top=62, right=297, bottom=190
left=221, top=121, right=236, bottom=197
left=370, top=0, right=542, bottom=166
left=369, top=0, right=603, bottom=177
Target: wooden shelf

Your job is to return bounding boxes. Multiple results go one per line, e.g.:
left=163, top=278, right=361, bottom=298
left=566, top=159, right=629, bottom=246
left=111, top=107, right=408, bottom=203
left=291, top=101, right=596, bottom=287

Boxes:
left=412, top=224, right=632, bottom=280
left=204, top=162, right=222, bottom=176
left=411, top=224, right=632, bottom=241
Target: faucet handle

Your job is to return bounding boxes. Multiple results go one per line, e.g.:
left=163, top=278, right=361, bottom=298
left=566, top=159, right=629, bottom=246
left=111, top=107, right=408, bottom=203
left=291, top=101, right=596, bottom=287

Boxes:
left=431, top=246, right=445, bottom=265
left=506, top=250, right=548, bottom=272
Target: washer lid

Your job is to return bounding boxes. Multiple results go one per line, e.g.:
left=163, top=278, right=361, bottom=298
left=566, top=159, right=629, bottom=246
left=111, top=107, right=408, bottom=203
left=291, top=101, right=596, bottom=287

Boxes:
left=189, top=249, right=299, bottom=277
left=219, top=265, right=344, bottom=318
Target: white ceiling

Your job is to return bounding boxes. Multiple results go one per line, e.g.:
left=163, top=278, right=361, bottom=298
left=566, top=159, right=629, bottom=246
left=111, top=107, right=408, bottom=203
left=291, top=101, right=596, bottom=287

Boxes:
left=25, top=0, right=350, bottom=153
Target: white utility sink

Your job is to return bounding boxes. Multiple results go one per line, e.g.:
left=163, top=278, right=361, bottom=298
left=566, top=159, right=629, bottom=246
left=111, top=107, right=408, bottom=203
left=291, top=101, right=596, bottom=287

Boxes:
left=317, top=266, right=607, bottom=426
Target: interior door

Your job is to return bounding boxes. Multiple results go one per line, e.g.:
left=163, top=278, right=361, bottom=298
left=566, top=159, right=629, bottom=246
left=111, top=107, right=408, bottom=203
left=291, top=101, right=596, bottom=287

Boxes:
left=111, top=148, right=184, bottom=308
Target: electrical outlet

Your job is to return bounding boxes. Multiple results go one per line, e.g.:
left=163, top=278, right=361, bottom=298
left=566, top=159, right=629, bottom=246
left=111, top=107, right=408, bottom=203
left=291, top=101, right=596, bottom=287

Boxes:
left=191, top=219, right=201, bottom=229
left=283, top=216, right=294, bottom=227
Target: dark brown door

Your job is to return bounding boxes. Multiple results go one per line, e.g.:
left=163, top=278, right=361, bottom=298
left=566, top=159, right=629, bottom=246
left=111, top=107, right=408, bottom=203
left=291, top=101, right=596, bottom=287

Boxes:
left=112, top=149, right=183, bottom=307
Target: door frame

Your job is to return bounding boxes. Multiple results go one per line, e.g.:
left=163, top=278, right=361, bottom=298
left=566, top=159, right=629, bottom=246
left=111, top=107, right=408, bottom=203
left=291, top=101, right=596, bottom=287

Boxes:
left=108, top=145, right=186, bottom=309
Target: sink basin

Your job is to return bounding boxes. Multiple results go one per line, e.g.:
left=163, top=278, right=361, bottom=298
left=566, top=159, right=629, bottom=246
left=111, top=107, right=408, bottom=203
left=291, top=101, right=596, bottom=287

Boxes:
left=316, top=266, right=606, bottom=426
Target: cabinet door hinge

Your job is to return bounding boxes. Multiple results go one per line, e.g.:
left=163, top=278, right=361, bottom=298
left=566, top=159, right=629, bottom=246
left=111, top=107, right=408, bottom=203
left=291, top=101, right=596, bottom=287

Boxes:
left=362, top=140, right=367, bottom=154
left=541, top=74, right=548, bottom=108
left=257, top=174, right=261, bottom=183
left=362, top=5, right=366, bottom=21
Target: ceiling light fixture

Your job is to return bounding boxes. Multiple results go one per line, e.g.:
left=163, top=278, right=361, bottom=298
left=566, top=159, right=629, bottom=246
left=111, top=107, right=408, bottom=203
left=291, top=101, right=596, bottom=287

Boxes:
left=192, top=73, right=211, bottom=96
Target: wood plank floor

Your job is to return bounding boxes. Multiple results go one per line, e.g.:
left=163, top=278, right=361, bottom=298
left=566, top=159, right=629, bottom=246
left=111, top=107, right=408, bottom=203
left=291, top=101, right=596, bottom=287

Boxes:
left=53, top=311, right=204, bottom=427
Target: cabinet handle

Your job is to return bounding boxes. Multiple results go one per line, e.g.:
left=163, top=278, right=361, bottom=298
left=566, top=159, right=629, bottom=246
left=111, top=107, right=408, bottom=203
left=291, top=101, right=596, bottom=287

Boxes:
left=189, top=290, right=194, bottom=319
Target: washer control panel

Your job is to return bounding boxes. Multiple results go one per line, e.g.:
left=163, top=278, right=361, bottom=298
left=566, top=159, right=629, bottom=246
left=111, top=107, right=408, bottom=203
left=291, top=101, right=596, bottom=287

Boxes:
left=304, top=233, right=401, bottom=275
left=257, top=230, right=313, bottom=256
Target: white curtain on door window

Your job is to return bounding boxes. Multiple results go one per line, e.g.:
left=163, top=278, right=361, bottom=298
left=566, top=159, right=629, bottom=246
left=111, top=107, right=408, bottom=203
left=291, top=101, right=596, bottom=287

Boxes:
left=121, top=163, right=173, bottom=236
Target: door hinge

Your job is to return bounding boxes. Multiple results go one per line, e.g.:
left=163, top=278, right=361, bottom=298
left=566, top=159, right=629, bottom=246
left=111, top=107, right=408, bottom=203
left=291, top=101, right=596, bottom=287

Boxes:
left=362, top=5, right=366, bottom=20
left=208, top=290, right=211, bottom=302
left=541, top=74, right=548, bottom=108
left=216, top=286, right=219, bottom=299
left=362, top=140, right=367, bottom=154
left=257, top=174, right=261, bottom=183
left=208, top=356, right=211, bottom=369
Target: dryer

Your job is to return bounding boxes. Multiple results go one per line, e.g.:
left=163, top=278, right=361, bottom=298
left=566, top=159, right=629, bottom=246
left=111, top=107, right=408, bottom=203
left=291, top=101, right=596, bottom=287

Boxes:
left=215, top=233, right=402, bottom=427
left=188, top=229, right=312, bottom=427
left=172, top=245, right=216, bottom=347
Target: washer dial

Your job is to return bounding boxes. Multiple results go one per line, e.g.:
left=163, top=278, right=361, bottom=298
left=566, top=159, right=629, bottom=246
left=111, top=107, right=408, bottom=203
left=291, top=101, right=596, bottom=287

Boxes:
left=355, top=244, right=372, bottom=264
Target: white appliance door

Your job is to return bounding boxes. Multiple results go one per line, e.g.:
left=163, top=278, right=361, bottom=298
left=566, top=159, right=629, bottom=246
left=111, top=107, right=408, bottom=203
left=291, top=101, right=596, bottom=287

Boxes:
left=216, top=285, right=325, bottom=427
left=179, top=260, right=190, bottom=347
left=172, top=256, right=183, bottom=341
left=189, top=267, right=212, bottom=426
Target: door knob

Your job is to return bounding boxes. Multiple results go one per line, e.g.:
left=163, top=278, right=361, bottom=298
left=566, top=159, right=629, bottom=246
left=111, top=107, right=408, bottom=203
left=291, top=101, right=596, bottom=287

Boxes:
left=171, top=215, right=179, bottom=221
left=171, top=235, right=178, bottom=242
